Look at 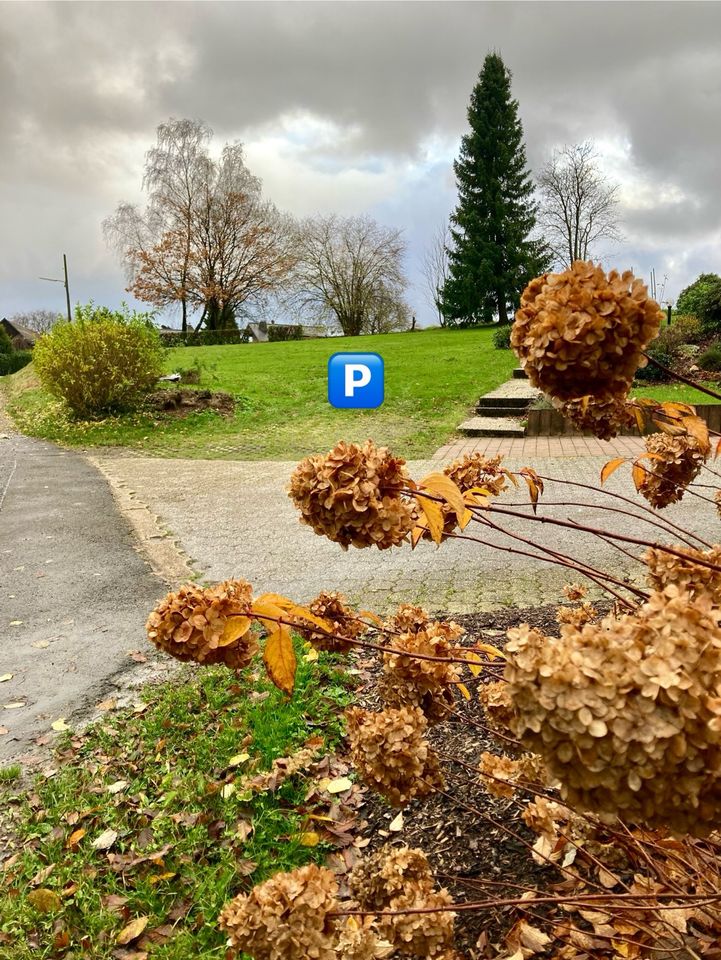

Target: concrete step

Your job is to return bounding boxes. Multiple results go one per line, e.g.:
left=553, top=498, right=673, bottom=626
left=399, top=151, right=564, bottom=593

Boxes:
left=458, top=416, right=525, bottom=437
left=513, top=367, right=528, bottom=379
left=476, top=395, right=534, bottom=410
left=476, top=403, right=532, bottom=418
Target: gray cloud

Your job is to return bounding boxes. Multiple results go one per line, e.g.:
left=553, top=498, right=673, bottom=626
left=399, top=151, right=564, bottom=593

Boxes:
left=1, top=1, right=720, bottom=319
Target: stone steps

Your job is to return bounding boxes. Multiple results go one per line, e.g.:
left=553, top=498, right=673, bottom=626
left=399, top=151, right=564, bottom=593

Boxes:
left=512, top=367, right=528, bottom=379
left=475, top=403, right=531, bottom=418
left=457, top=416, right=525, bottom=438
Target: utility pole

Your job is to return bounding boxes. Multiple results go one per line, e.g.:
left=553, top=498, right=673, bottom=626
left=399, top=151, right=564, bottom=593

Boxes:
left=40, top=253, right=72, bottom=322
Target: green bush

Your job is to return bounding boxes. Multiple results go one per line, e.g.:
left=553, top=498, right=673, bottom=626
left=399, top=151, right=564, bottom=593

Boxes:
left=698, top=342, right=721, bottom=373
left=634, top=341, right=675, bottom=382
left=669, top=313, right=702, bottom=344
left=0, top=325, right=13, bottom=355
left=492, top=324, right=512, bottom=349
left=0, top=350, right=32, bottom=376
left=677, top=273, right=721, bottom=318
left=159, top=328, right=245, bottom=347
left=33, top=303, right=164, bottom=417
left=267, top=324, right=303, bottom=342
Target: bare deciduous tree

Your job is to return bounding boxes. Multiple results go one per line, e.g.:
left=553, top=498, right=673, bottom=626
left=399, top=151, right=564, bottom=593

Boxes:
left=104, top=120, right=294, bottom=331
left=537, top=142, right=622, bottom=267
left=10, top=309, right=61, bottom=334
left=421, top=224, right=450, bottom=326
left=292, top=215, right=408, bottom=337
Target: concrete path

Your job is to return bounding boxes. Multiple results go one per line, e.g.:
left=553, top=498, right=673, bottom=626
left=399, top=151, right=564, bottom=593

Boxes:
left=90, top=439, right=713, bottom=621
left=0, top=429, right=167, bottom=763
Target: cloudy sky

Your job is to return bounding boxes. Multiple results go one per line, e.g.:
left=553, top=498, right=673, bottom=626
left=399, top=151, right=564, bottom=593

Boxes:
left=2, top=0, right=720, bottom=326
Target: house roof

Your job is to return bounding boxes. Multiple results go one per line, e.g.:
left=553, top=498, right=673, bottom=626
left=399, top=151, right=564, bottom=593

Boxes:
left=1, top=318, right=39, bottom=343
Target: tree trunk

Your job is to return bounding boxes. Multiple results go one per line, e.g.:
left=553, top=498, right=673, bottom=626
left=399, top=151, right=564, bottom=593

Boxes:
left=497, top=294, right=508, bottom=325
left=181, top=298, right=187, bottom=334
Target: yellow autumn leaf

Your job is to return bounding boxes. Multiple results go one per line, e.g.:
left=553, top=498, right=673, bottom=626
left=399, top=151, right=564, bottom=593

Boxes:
left=255, top=594, right=333, bottom=633
left=326, top=776, right=353, bottom=794
left=418, top=471, right=466, bottom=522
left=299, top=831, right=320, bottom=846
left=51, top=718, right=71, bottom=732
left=27, top=889, right=62, bottom=913
left=417, top=496, right=444, bottom=544
left=600, top=457, right=626, bottom=485
left=263, top=621, right=296, bottom=694
left=457, top=682, right=471, bottom=700
left=219, top=616, right=252, bottom=647
left=228, top=753, right=250, bottom=767
left=116, top=916, right=149, bottom=945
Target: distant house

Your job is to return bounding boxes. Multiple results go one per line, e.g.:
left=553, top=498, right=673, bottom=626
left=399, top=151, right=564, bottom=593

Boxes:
left=243, top=322, right=269, bottom=343
left=1, top=318, right=39, bottom=350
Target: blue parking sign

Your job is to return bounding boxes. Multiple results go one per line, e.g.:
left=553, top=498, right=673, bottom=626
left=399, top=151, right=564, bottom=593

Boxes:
left=328, top=352, right=384, bottom=409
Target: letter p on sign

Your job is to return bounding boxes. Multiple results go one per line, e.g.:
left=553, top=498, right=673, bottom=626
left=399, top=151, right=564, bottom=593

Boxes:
left=328, top=353, right=384, bottom=409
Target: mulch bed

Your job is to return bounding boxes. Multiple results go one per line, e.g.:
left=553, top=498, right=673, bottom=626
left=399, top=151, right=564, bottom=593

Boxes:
left=348, top=604, right=589, bottom=957
left=146, top=388, right=235, bottom=418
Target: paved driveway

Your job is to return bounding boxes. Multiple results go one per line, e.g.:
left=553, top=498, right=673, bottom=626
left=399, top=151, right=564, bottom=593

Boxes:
left=90, top=448, right=714, bottom=616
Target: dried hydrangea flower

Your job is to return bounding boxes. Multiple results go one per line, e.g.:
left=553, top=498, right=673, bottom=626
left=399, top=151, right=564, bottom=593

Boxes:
left=505, top=586, right=721, bottom=834
left=512, top=261, right=662, bottom=403
left=636, top=432, right=706, bottom=508
left=558, top=394, right=635, bottom=441
left=645, top=544, right=721, bottom=605
left=384, top=603, right=431, bottom=636
left=146, top=579, right=256, bottom=668
left=289, top=440, right=417, bottom=550
left=218, top=864, right=338, bottom=960
left=333, top=916, right=381, bottom=960
left=345, top=706, right=444, bottom=806
left=556, top=601, right=597, bottom=628
left=350, top=846, right=455, bottom=957
left=297, top=591, right=367, bottom=654
left=563, top=583, right=588, bottom=602
left=380, top=619, right=463, bottom=724
left=443, top=452, right=509, bottom=498
left=478, top=751, right=548, bottom=799
left=350, top=846, right=434, bottom=911
left=478, top=680, right=516, bottom=733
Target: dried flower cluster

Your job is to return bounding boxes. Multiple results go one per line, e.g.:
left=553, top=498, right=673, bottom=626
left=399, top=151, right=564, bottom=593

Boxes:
left=505, top=586, right=721, bottom=833
left=345, top=705, right=444, bottom=806
left=350, top=846, right=455, bottom=958
left=333, top=917, right=382, bottom=960
left=636, top=432, right=706, bottom=508
left=443, top=452, right=509, bottom=498
left=556, top=601, right=598, bottom=628
left=558, top=394, right=635, bottom=440
left=146, top=579, right=256, bottom=668
left=478, top=680, right=516, bottom=733
left=645, top=544, right=721, bottom=604
left=384, top=604, right=430, bottom=636
left=298, top=591, right=367, bottom=653
left=219, top=864, right=339, bottom=960
left=380, top=618, right=463, bottom=724
left=512, top=261, right=661, bottom=404
left=288, top=440, right=416, bottom=550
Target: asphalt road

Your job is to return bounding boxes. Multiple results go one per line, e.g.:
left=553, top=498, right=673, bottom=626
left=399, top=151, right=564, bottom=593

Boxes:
left=0, top=431, right=165, bottom=763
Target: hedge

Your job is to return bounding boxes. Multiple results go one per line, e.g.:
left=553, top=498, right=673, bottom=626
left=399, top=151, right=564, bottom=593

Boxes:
left=0, top=351, right=33, bottom=376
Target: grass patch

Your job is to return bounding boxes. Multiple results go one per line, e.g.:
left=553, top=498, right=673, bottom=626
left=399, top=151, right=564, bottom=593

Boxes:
left=631, top=382, right=721, bottom=405
left=0, top=643, right=356, bottom=959
left=3, top=328, right=515, bottom=460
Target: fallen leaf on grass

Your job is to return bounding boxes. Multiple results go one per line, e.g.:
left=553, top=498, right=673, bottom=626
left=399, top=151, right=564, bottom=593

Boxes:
left=132, top=703, right=149, bottom=714
left=327, top=777, right=353, bottom=794
left=67, top=828, right=86, bottom=850
left=107, top=780, right=128, bottom=794
left=221, top=783, right=236, bottom=799
left=228, top=752, right=250, bottom=767
left=30, top=864, right=55, bottom=885
left=0, top=674, right=12, bottom=683
left=128, top=651, right=147, bottom=663
left=96, top=698, right=117, bottom=711
left=27, top=888, right=62, bottom=913
left=235, top=819, right=253, bottom=842
left=51, top=718, right=71, bottom=732
left=92, top=828, right=118, bottom=851
left=116, top=916, right=149, bottom=945
left=148, top=871, right=176, bottom=884
left=299, top=831, right=320, bottom=846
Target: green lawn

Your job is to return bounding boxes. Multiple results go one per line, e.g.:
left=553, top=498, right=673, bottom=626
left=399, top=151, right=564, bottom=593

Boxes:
left=631, top=381, right=721, bottom=405
left=3, top=328, right=515, bottom=460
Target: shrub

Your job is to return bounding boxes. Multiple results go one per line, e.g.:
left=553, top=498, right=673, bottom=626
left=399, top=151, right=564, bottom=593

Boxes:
left=634, top=341, right=675, bottom=381
left=492, top=323, right=512, bottom=349
left=671, top=313, right=702, bottom=344
left=158, top=328, right=244, bottom=347
left=677, top=272, right=721, bottom=318
left=0, top=350, right=32, bottom=376
left=0, top=324, right=13, bottom=355
left=33, top=303, right=164, bottom=417
left=698, top=342, right=721, bottom=373
left=267, top=324, right=303, bottom=342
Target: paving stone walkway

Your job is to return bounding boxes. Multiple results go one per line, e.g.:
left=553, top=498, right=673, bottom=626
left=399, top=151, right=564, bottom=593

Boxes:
left=91, top=441, right=710, bottom=617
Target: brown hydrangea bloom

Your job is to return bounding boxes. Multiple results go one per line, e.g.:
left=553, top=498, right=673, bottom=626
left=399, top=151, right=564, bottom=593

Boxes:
left=478, top=752, right=548, bottom=799
left=350, top=845, right=434, bottom=911
left=350, top=847, right=454, bottom=957
left=345, top=706, right=444, bottom=806
left=218, top=864, right=338, bottom=960
left=146, top=579, right=256, bottom=668
left=646, top=544, right=721, bottom=605
left=380, top=619, right=463, bottom=724
left=505, top=586, right=721, bottom=834
left=288, top=440, right=417, bottom=550
left=556, top=601, right=597, bottom=628
left=333, top=917, right=380, bottom=960
left=298, top=591, right=366, bottom=654
left=478, top=680, right=516, bottom=733
left=636, top=432, right=706, bottom=508
left=563, top=583, right=587, bottom=602
left=512, top=261, right=662, bottom=402
left=380, top=889, right=455, bottom=957
left=384, top=603, right=431, bottom=636
left=559, top=394, right=635, bottom=441
left=443, top=452, right=509, bottom=498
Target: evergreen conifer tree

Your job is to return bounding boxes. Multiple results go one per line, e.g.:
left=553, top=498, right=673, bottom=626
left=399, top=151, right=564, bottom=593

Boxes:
left=441, top=53, right=548, bottom=325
